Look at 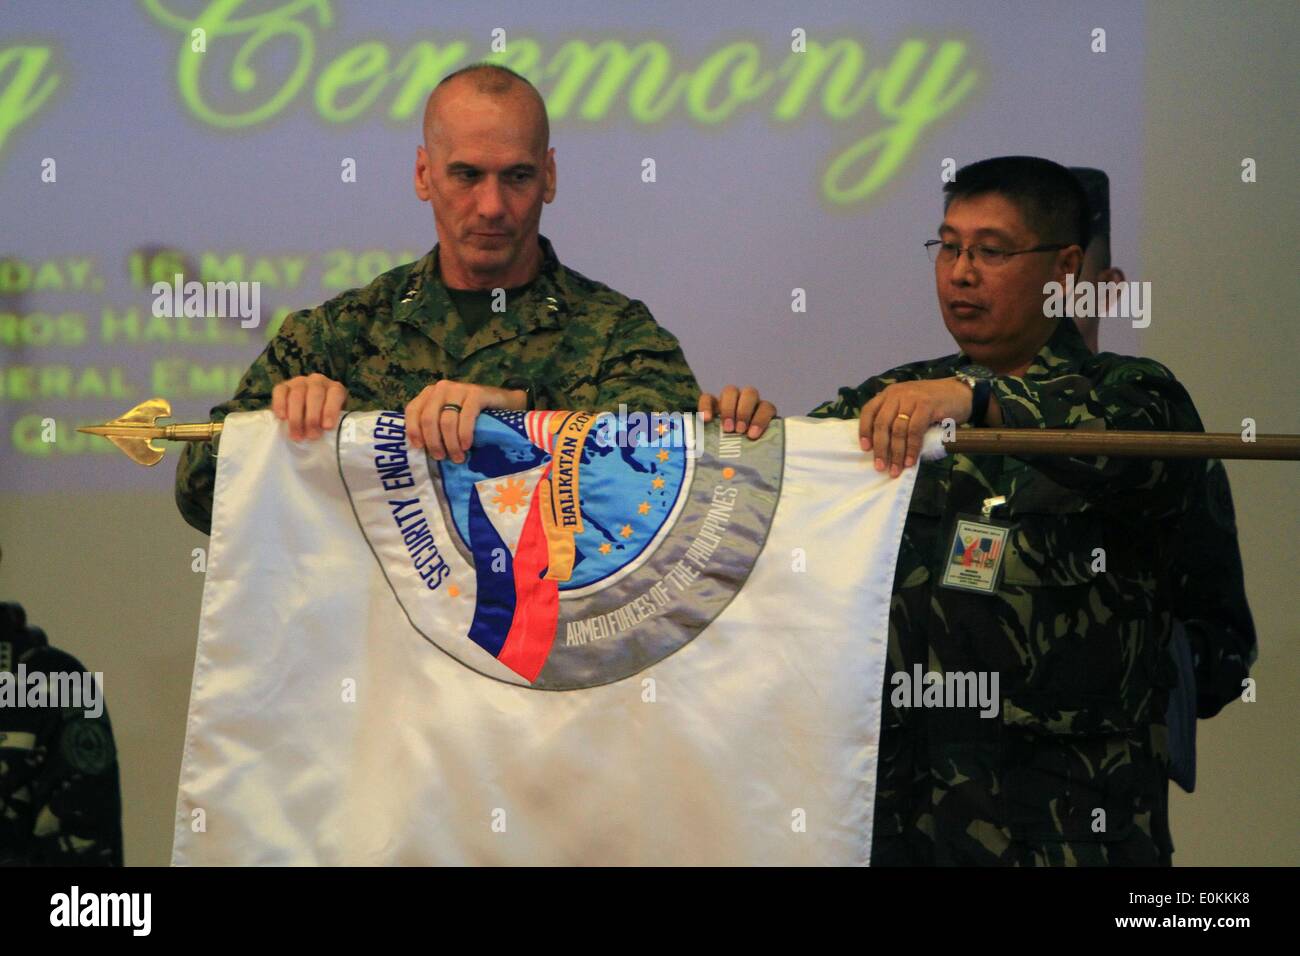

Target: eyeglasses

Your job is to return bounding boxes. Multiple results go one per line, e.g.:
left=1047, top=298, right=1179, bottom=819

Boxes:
left=924, top=239, right=1070, bottom=268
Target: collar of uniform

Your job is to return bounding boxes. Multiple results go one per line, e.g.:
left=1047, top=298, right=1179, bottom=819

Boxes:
left=394, top=236, right=568, bottom=361
left=954, top=318, right=1091, bottom=380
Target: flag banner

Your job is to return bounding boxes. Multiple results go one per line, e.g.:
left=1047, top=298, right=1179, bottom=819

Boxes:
left=172, top=410, right=936, bottom=865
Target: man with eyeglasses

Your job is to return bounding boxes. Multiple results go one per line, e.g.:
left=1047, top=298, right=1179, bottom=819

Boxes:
left=701, top=155, right=1203, bottom=865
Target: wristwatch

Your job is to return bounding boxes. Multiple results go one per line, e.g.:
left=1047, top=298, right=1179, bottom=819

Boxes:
left=503, top=378, right=535, bottom=412
left=954, top=365, right=995, bottom=427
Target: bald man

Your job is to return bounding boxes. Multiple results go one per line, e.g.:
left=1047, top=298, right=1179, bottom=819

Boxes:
left=176, top=64, right=701, bottom=534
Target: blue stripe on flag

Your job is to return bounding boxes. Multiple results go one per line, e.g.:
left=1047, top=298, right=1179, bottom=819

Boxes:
left=466, top=487, right=515, bottom=657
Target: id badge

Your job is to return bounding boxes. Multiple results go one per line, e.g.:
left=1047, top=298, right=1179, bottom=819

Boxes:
left=940, top=510, right=1013, bottom=595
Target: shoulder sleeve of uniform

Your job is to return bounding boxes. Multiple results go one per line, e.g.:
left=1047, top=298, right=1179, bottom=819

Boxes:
left=1174, top=460, right=1258, bottom=717
left=991, top=354, right=1204, bottom=514
left=15, top=646, right=122, bottom=865
left=589, top=300, right=701, bottom=413
left=174, top=296, right=353, bottom=534
left=994, top=354, right=1194, bottom=431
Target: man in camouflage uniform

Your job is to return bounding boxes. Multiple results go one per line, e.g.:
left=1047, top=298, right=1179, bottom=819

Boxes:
left=1071, top=167, right=1255, bottom=794
left=816, top=156, right=1207, bottom=865
left=176, top=63, right=699, bottom=534
left=709, top=157, right=1205, bottom=864
left=1, top=596, right=122, bottom=866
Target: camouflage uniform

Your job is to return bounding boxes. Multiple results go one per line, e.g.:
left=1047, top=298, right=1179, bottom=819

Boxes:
left=0, top=603, right=123, bottom=866
left=811, top=318, right=1204, bottom=866
left=1172, top=459, right=1256, bottom=719
left=1163, top=458, right=1257, bottom=792
left=175, top=236, right=701, bottom=533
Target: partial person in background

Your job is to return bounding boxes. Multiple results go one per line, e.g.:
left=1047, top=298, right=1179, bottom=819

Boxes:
left=0, top=546, right=123, bottom=866
left=1070, top=167, right=1257, bottom=794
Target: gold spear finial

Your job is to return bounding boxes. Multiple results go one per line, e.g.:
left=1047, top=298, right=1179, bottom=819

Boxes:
left=77, top=398, right=223, bottom=466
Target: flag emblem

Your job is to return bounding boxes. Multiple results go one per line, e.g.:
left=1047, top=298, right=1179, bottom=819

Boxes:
left=340, top=410, right=784, bottom=689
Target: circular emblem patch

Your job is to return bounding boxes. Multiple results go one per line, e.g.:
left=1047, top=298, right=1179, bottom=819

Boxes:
left=340, top=410, right=783, bottom=690
left=60, top=718, right=115, bottom=775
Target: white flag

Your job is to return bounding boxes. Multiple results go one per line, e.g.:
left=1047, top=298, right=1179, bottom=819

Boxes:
left=172, top=409, right=938, bottom=865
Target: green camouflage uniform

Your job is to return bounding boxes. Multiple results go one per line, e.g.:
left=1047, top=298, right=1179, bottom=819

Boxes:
left=1173, top=459, right=1256, bottom=719
left=175, top=236, right=701, bottom=533
left=810, top=318, right=1204, bottom=866
left=0, top=603, right=123, bottom=866
left=1163, top=457, right=1257, bottom=792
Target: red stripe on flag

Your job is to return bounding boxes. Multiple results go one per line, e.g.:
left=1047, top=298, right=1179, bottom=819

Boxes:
left=528, top=411, right=556, bottom=452
left=545, top=411, right=556, bottom=451
left=496, top=474, right=560, bottom=682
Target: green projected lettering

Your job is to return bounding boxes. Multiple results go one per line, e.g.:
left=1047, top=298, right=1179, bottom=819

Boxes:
left=1, top=4, right=979, bottom=206
left=134, top=0, right=977, bottom=206
left=0, top=45, right=61, bottom=156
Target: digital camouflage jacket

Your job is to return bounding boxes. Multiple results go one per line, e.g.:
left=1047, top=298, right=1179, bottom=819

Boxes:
left=175, top=236, right=700, bottom=533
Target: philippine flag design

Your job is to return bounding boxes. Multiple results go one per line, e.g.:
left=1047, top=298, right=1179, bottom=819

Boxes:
left=439, top=410, right=690, bottom=683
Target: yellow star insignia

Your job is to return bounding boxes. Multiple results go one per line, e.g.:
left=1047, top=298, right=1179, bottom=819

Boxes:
left=657, top=422, right=669, bottom=435
left=599, top=542, right=612, bottom=555
left=637, top=501, right=651, bottom=515
left=619, top=524, right=633, bottom=539
left=651, top=476, right=666, bottom=490
left=657, top=449, right=671, bottom=462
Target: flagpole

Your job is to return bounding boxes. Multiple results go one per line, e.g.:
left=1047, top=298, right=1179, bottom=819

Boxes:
left=77, top=399, right=1300, bottom=465
left=943, top=429, right=1299, bottom=460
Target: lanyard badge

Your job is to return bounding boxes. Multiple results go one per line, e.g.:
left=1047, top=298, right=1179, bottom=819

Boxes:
left=940, top=495, right=1013, bottom=595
